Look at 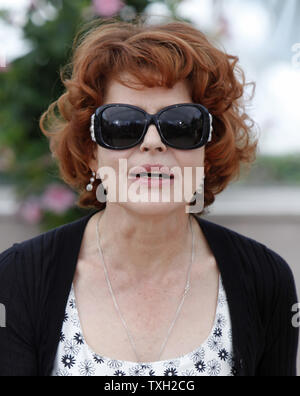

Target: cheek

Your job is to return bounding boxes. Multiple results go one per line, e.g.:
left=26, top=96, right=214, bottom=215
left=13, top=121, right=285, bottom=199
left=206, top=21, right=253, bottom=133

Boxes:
left=96, top=147, right=134, bottom=171
left=171, top=148, right=205, bottom=194
left=173, top=148, right=205, bottom=168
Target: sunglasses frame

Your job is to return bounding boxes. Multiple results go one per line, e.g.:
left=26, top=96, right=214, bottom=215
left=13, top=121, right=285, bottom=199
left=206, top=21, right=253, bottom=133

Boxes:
left=90, top=103, right=213, bottom=150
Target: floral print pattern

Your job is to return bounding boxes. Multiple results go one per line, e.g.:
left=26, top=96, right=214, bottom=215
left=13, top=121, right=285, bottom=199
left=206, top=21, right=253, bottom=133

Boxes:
left=52, top=275, right=236, bottom=376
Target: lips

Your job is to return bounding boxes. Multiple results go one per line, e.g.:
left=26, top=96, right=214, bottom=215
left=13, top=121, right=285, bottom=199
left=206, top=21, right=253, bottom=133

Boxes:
left=128, top=164, right=175, bottom=179
left=134, top=172, right=173, bottom=179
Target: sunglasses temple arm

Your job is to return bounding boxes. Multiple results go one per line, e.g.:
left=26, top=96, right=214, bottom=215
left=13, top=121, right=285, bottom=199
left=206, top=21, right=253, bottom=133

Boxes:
left=208, top=113, right=213, bottom=143
left=90, top=113, right=96, bottom=142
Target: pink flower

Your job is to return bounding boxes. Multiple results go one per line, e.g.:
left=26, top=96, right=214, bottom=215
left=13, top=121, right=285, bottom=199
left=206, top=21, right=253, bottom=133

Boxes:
left=29, top=0, right=38, bottom=11
left=92, top=0, right=124, bottom=17
left=41, top=184, right=76, bottom=214
left=18, top=197, right=43, bottom=225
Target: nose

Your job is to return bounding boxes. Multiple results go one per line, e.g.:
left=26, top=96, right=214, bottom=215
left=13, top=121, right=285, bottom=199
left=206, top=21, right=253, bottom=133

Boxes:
left=140, top=124, right=167, bottom=153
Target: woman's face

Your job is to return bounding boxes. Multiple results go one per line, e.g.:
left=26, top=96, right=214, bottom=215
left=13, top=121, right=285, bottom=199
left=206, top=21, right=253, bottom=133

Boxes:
left=91, top=72, right=205, bottom=217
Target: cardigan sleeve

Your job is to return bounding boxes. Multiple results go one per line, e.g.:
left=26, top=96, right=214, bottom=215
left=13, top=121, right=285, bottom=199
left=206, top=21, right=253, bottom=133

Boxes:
left=256, top=247, right=299, bottom=376
left=0, top=244, right=38, bottom=376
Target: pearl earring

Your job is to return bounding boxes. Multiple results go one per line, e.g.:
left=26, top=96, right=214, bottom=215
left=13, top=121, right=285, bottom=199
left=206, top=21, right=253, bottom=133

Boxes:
left=86, top=171, right=96, bottom=192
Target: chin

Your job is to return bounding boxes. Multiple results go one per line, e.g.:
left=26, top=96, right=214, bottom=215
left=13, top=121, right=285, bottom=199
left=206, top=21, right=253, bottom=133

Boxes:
left=115, top=200, right=186, bottom=217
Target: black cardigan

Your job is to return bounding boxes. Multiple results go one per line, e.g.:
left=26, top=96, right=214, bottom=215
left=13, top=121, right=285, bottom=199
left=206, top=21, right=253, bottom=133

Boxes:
left=0, top=209, right=298, bottom=376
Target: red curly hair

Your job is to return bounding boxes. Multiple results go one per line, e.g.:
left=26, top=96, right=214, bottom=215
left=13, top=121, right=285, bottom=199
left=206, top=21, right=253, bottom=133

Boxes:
left=39, top=16, right=258, bottom=214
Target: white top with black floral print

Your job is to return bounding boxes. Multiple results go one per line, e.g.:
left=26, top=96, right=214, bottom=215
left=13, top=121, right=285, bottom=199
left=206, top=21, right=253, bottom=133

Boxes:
left=51, top=274, right=236, bottom=376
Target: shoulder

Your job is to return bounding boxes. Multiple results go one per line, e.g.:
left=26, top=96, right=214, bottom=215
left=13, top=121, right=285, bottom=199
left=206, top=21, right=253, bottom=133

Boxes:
left=0, top=210, right=96, bottom=295
left=0, top=226, right=60, bottom=306
left=198, top=216, right=294, bottom=273
left=0, top=210, right=96, bottom=264
left=196, top=216, right=298, bottom=347
left=0, top=223, right=63, bottom=279
left=196, top=216, right=297, bottom=302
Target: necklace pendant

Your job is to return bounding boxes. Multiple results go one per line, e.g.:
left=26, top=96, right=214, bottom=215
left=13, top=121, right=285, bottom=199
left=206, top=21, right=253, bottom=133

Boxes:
left=184, top=284, right=190, bottom=296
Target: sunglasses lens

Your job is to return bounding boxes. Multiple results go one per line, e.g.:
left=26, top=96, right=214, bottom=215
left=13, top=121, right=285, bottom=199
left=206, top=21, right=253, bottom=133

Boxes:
left=96, top=104, right=208, bottom=149
left=159, top=106, right=205, bottom=149
left=101, top=106, right=146, bottom=148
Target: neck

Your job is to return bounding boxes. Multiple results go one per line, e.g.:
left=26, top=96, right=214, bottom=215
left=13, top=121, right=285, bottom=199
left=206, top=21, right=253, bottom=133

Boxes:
left=88, top=205, right=197, bottom=282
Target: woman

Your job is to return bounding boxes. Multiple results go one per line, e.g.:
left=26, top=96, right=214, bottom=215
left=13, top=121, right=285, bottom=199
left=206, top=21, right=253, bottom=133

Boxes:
left=0, top=17, right=298, bottom=377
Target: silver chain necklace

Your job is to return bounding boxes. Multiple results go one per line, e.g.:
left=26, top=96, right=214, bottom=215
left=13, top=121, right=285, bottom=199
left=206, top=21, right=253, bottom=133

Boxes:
left=96, top=212, right=195, bottom=364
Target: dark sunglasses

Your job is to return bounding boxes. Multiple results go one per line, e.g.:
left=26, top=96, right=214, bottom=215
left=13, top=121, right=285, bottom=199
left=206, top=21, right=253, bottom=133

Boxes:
left=90, top=103, right=213, bottom=150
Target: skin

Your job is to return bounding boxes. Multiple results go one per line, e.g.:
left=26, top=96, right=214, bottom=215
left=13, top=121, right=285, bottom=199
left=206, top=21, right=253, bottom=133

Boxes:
left=88, top=72, right=207, bottom=280
left=73, top=72, right=220, bottom=362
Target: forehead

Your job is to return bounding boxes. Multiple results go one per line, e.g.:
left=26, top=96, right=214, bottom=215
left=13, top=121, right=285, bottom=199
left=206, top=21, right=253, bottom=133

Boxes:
left=102, top=72, right=192, bottom=112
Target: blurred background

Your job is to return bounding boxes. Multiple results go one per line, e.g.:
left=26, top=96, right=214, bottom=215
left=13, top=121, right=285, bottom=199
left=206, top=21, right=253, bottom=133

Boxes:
left=0, top=0, right=299, bottom=374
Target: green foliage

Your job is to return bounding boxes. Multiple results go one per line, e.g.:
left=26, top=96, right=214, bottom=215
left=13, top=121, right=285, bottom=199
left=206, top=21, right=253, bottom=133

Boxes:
left=0, top=0, right=153, bottom=230
left=0, top=1, right=90, bottom=187
left=40, top=206, right=89, bottom=232
left=124, top=0, right=149, bottom=13
left=238, top=154, right=300, bottom=186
